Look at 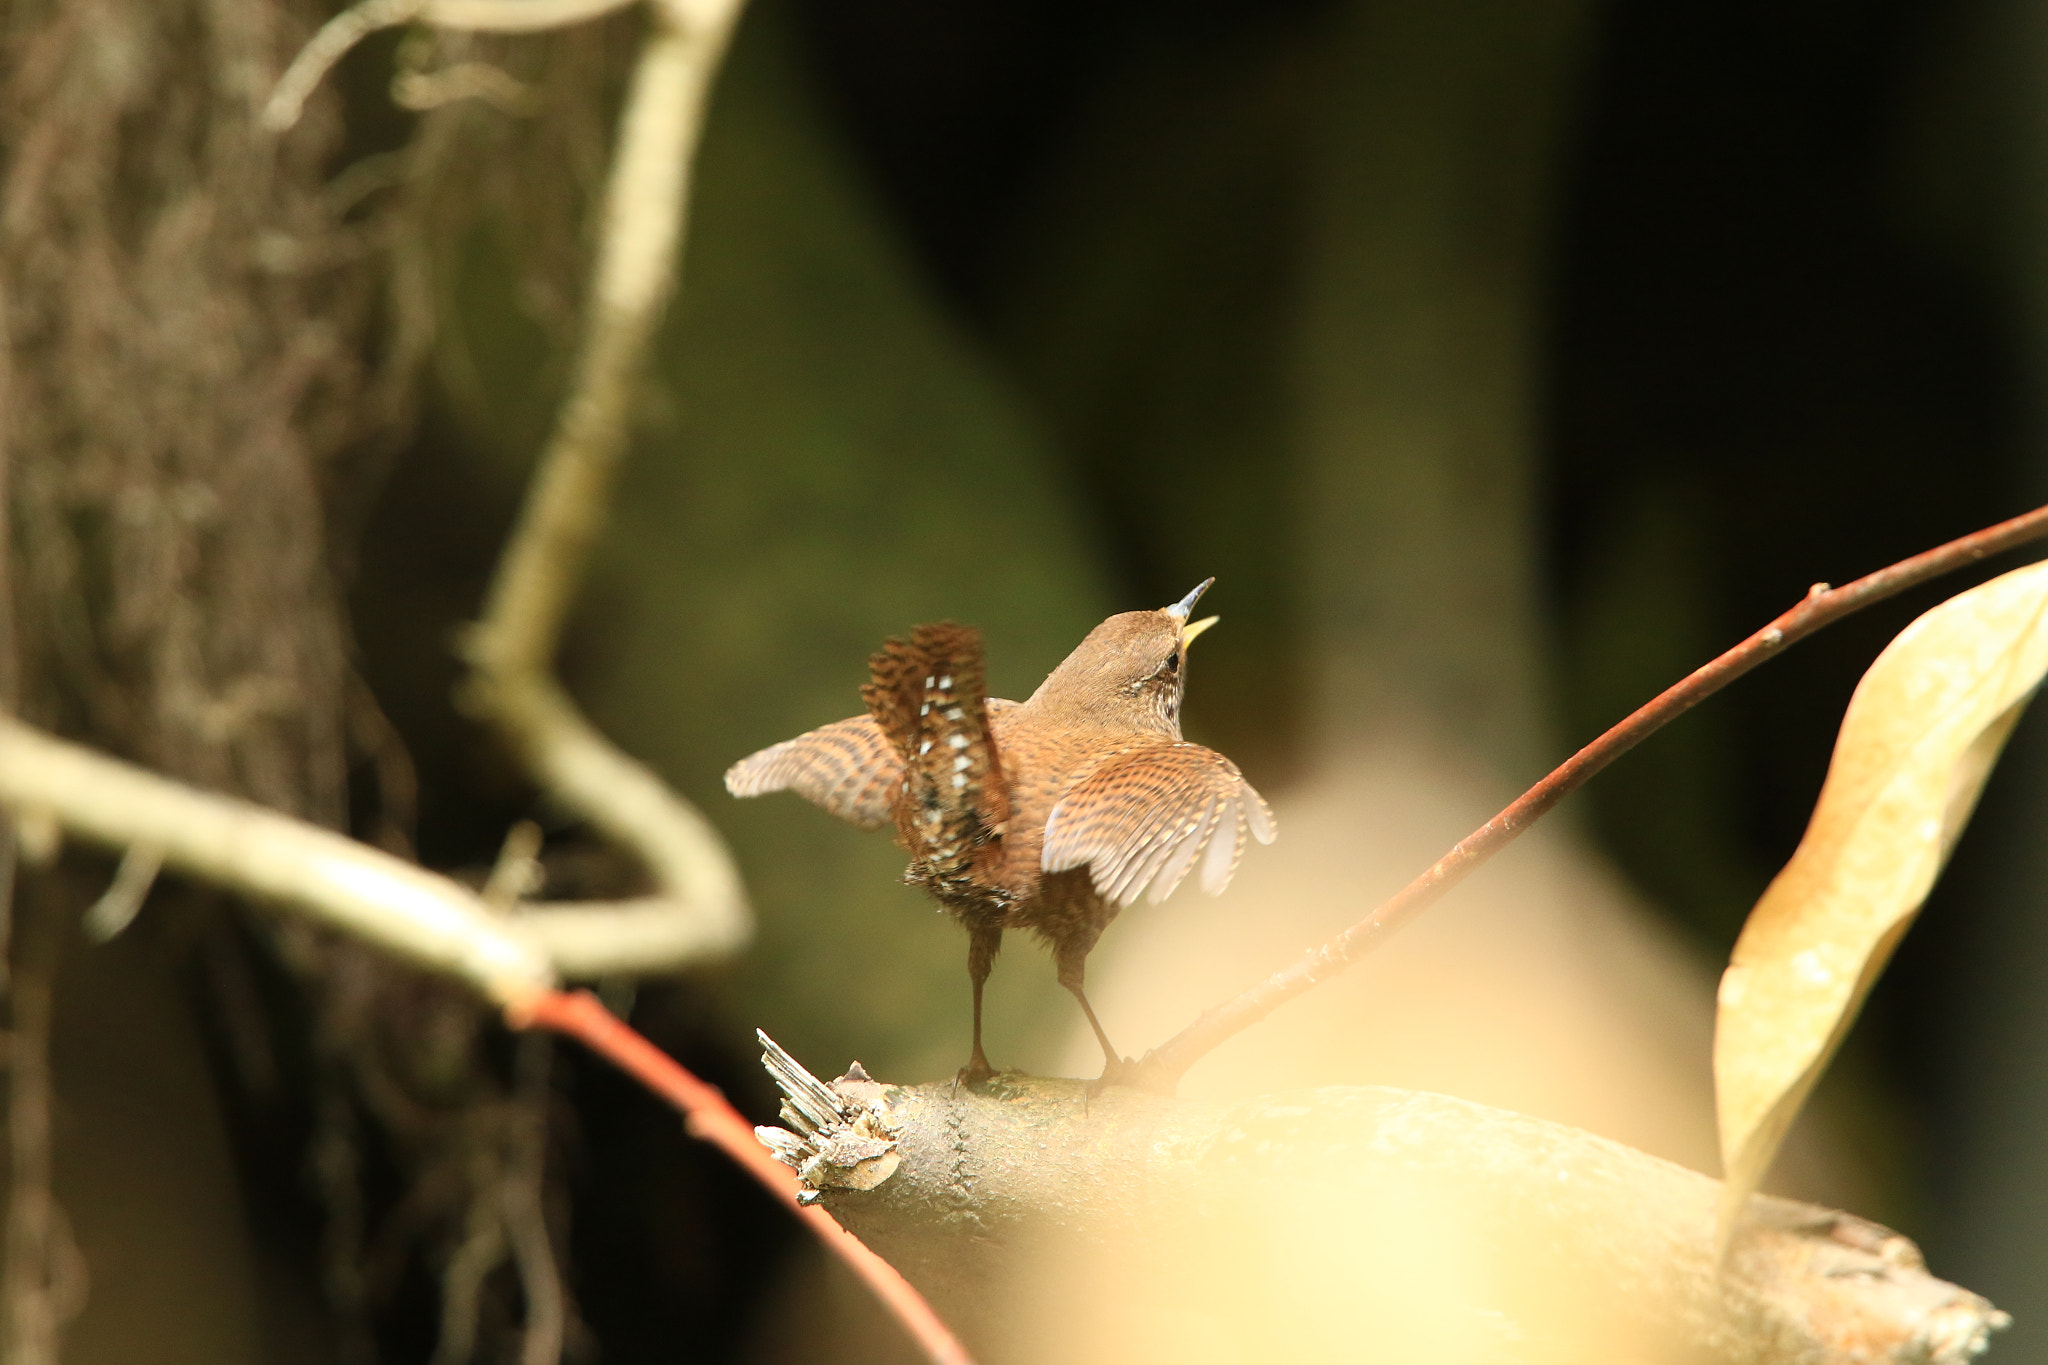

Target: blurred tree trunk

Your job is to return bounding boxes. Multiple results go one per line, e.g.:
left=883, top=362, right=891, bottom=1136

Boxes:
left=0, top=0, right=376, bottom=815
left=1296, top=0, right=1592, bottom=782
left=0, top=1, right=389, bottom=1359
left=989, top=0, right=1592, bottom=788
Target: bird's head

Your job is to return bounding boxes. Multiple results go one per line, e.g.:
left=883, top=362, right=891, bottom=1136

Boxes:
left=1030, top=579, right=1219, bottom=734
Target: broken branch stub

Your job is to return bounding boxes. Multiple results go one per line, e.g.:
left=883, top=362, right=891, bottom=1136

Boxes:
left=753, top=1031, right=900, bottom=1201
left=753, top=1037, right=2005, bottom=1365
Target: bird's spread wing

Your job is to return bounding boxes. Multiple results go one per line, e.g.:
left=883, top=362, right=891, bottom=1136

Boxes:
left=1041, top=742, right=1275, bottom=906
left=724, top=715, right=903, bottom=830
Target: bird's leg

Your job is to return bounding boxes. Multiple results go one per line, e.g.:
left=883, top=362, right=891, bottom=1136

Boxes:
left=1055, top=939, right=1132, bottom=1087
left=959, top=920, right=1002, bottom=1085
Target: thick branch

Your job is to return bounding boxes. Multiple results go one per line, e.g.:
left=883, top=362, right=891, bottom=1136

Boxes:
left=467, top=0, right=730, bottom=669
left=455, top=0, right=752, bottom=977
left=0, top=715, right=772, bottom=999
left=453, top=676, right=748, bottom=973
left=1142, top=501, right=2048, bottom=1089
left=758, top=1046, right=2007, bottom=1365
left=0, top=716, right=556, bottom=1006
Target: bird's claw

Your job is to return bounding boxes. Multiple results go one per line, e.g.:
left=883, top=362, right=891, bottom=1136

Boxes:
left=1085, top=1053, right=1144, bottom=1098
left=1085, top=1051, right=1179, bottom=1098
left=953, top=1051, right=999, bottom=1093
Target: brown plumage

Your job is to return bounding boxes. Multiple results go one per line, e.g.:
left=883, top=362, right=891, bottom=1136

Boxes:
left=725, top=580, right=1275, bottom=1083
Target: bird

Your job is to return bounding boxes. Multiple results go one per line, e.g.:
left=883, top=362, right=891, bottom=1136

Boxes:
left=724, top=580, right=1275, bottom=1085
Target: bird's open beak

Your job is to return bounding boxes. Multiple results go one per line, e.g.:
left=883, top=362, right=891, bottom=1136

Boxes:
left=1182, top=615, right=1219, bottom=648
left=1165, top=577, right=1215, bottom=621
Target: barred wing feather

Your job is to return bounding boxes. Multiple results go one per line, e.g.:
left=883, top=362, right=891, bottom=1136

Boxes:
left=724, top=715, right=902, bottom=830
left=1042, top=743, right=1275, bottom=906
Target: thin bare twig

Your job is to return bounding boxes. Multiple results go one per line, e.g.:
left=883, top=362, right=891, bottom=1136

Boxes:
left=452, top=0, right=751, bottom=978
left=504, top=1035, right=566, bottom=1365
left=391, top=62, right=540, bottom=116
left=1139, top=501, right=2048, bottom=1091
left=79, top=841, right=163, bottom=942
left=515, top=990, right=976, bottom=1365
left=431, top=1203, right=504, bottom=1365
left=261, top=0, right=641, bottom=132
left=482, top=820, right=545, bottom=911
left=273, top=0, right=758, bottom=971
left=2, top=890, right=84, bottom=1365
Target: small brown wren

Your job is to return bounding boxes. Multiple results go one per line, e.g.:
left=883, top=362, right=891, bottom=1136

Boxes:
left=724, top=580, right=1275, bottom=1084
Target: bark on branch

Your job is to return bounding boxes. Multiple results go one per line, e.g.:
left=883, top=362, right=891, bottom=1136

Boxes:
left=758, top=1038, right=2007, bottom=1365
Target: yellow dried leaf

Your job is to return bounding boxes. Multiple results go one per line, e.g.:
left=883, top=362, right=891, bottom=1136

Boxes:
left=1714, top=559, right=2048, bottom=1249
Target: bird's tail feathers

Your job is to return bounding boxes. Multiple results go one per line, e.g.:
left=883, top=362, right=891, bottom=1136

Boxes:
left=861, top=622, right=1009, bottom=887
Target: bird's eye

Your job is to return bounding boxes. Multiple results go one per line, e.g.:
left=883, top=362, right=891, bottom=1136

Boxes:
left=1143, top=653, right=1180, bottom=686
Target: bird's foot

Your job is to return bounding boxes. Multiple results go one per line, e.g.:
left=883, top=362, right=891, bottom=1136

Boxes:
left=952, top=1049, right=999, bottom=1093
left=1084, top=1053, right=1144, bottom=1097
left=1086, top=1051, right=1180, bottom=1097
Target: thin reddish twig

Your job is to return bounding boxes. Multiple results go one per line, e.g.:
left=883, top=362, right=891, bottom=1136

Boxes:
left=512, top=990, right=974, bottom=1365
left=1138, top=500, right=2048, bottom=1093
